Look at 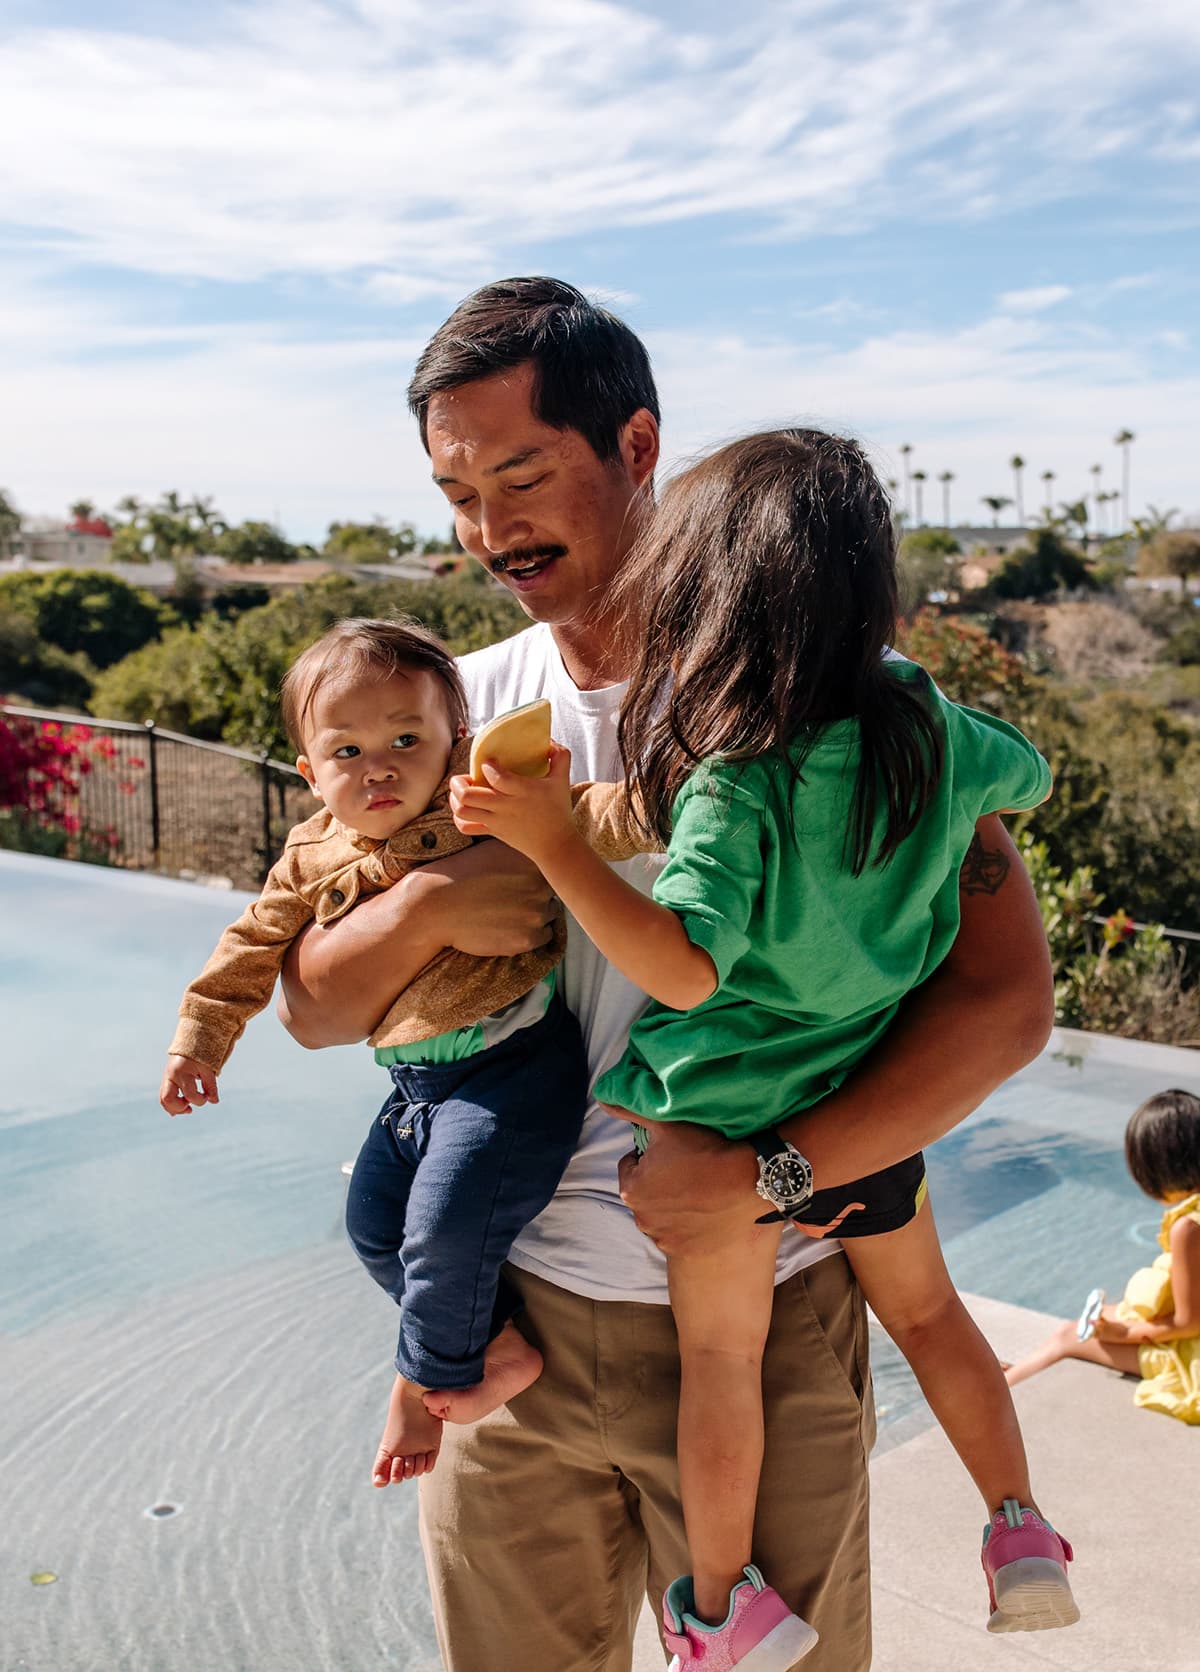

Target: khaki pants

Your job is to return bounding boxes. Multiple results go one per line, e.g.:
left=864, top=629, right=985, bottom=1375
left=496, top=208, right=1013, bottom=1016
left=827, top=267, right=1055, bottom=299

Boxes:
left=419, top=1253, right=875, bottom=1672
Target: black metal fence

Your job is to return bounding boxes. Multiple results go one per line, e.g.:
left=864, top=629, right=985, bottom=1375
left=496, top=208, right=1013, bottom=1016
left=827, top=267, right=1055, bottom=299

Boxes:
left=0, top=704, right=308, bottom=888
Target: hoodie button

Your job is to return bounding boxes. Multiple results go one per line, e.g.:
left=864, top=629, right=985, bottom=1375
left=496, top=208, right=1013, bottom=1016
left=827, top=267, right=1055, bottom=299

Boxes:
left=329, top=888, right=345, bottom=905
left=421, top=832, right=438, bottom=850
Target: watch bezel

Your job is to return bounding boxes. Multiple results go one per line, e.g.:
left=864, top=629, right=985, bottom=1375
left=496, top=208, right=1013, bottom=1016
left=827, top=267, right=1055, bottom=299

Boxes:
left=753, top=1138, right=814, bottom=1212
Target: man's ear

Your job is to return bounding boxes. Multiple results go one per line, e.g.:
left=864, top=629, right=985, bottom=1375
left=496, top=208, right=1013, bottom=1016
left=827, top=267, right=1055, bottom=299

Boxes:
left=296, top=756, right=323, bottom=799
left=455, top=722, right=467, bottom=740
left=618, top=406, right=660, bottom=490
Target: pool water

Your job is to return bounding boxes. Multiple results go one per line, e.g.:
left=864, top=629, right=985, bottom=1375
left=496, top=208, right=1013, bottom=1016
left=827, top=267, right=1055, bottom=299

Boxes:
left=4, top=851, right=1197, bottom=1669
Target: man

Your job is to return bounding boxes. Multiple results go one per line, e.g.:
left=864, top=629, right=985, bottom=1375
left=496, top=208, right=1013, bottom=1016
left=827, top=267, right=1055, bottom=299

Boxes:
left=279, top=277, right=1053, bottom=1670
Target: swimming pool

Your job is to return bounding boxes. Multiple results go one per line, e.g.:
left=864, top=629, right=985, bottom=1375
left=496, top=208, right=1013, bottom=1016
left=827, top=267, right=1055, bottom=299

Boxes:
left=4, top=851, right=1197, bottom=1669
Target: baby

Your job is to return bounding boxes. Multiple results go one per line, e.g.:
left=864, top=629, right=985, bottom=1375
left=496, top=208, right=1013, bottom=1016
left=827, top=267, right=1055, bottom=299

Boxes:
left=159, top=617, right=627, bottom=1484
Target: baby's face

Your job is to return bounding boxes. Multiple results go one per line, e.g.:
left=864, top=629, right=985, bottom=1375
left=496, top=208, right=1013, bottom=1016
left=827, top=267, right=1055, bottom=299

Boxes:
left=297, top=667, right=459, bottom=841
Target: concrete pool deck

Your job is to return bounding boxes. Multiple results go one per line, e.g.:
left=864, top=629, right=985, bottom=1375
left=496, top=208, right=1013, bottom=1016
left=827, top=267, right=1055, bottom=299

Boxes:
left=633, top=1292, right=1199, bottom=1670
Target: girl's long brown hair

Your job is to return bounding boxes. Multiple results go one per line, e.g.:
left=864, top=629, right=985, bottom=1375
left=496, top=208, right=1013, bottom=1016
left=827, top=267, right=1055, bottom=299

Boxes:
left=614, top=428, right=943, bottom=874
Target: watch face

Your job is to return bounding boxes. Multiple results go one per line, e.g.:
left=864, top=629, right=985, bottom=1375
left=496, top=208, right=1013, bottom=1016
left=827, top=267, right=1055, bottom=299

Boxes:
left=762, top=1150, right=812, bottom=1205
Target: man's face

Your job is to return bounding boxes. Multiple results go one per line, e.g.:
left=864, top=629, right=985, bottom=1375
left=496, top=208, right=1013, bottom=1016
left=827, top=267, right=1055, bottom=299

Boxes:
left=426, top=362, right=656, bottom=629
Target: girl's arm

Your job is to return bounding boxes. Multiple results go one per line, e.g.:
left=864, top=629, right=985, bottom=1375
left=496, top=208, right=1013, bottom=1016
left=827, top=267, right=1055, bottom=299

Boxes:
left=449, top=747, right=718, bottom=1011
left=1103, top=1215, right=1200, bottom=1345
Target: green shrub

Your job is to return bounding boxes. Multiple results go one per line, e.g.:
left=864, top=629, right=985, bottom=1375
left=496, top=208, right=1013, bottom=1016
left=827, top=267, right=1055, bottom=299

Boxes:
left=1020, top=835, right=1200, bottom=1046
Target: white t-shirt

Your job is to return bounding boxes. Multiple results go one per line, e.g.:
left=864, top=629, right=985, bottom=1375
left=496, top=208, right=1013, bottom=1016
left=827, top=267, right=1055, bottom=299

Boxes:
left=459, top=622, right=836, bottom=1304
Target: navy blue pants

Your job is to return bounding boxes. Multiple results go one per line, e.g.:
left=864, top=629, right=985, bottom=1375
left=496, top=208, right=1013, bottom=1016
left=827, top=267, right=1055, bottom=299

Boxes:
left=344, top=991, right=588, bottom=1390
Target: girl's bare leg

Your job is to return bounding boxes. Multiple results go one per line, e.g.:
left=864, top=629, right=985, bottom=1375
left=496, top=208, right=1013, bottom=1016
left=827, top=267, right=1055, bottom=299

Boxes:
left=1004, top=1320, right=1142, bottom=1387
left=667, top=1220, right=783, bottom=1623
left=845, top=1201, right=1035, bottom=1514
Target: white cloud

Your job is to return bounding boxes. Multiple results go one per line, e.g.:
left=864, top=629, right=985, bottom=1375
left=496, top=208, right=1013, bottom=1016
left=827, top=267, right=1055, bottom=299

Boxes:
left=0, top=0, right=1196, bottom=289
left=1, top=264, right=1190, bottom=542
left=997, top=285, right=1073, bottom=313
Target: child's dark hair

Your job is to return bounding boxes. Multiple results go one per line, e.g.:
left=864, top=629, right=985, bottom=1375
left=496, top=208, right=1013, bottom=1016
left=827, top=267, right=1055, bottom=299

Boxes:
left=280, top=618, right=467, bottom=754
left=1125, top=1089, right=1200, bottom=1201
left=615, top=428, right=944, bottom=873
left=406, top=276, right=660, bottom=464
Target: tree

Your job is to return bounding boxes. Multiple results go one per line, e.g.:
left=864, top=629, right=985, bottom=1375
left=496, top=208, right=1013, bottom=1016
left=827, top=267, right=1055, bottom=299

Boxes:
left=215, top=520, right=299, bottom=566
left=937, top=470, right=954, bottom=528
left=1113, top=429, right=1134, bottom=532
left=1132, top=505, right=1178, bottom=546
left=981, top=495, right=1012, bottom=528
left=0, top=487, right=20, bottom=559
left=323, top=520, right=418, bottom=565
left=1059, top=500, right=1090, bottom=548
left=0, top=569, right=168, bottom=670
left=1140, top=529, right=1200, bottom=598
left=1040, top=469, right=1055, bottom=514
left=68, top=499, right=96, bottom=524
left=899, top=443, right=914, bottom=523
left=897, top=528, right=959, bottom=616
left=1009, top=455, right=1026, bottom=524
left=1089, top=463, right=1103, bottom=540
left=990, top=528, right=1092, bottom=600
left=911, top=469, right=927, bottom=526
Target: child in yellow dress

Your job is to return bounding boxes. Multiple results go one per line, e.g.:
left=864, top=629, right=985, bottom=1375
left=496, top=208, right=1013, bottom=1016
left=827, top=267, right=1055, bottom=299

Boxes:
left=1005, top=1088, right=1200, bottom=1425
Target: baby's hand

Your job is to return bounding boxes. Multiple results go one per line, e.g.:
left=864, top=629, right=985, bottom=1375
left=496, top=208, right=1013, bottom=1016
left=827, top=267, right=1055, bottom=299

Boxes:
left=160, top=1055, right=220, bottom=1116
left=450, top=742, right=576, bottom=867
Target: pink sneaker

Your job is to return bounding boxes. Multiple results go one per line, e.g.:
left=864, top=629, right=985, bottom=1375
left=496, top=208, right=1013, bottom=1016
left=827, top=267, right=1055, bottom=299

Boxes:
left=981, top=1500, right=1079, bottom=1633
left=662, top=1565, right=818, bottom=1670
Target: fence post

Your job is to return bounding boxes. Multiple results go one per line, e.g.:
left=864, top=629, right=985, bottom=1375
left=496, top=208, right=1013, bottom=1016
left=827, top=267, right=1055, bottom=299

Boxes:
left=145, top=720, right=160, bottom=865
left=260, top=752, right=273, bottom=883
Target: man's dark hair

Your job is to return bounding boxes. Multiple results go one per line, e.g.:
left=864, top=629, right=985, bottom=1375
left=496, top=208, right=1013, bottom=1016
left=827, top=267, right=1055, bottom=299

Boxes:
left=407, top=277, right=660, bottom=463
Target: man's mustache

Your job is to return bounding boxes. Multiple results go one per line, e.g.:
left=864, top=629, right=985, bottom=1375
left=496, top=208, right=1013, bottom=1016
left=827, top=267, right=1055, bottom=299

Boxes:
left=491, top=546, right=567, bottom=574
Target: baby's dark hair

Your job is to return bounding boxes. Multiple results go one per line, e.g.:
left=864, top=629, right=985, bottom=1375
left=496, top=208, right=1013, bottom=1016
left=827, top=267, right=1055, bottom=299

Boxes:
left=614, top=427, right=943, bottom=872
left=280, top=617, right=467, bottom=754
left=1125, top=1088, right=1200, bottom=1201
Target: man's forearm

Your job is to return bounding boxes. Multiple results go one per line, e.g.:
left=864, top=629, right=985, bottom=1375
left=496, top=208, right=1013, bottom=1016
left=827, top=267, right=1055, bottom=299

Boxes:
left=277, top=873, right=445, bottom=1049
left=779, top=817, right=1054, bottom=1189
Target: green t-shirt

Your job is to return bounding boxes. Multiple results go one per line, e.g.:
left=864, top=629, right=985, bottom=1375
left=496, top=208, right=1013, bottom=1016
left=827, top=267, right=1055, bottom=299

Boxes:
left=594, top=669, right=1051, bottom=1138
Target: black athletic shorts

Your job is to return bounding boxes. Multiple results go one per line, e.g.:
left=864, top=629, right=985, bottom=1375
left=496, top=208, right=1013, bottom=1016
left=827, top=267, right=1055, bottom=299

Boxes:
left=771, top=1150, right=928, bottom=1239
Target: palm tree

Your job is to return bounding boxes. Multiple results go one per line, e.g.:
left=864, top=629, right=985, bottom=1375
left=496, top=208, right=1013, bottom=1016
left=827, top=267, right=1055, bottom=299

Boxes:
left=1089, top=464, right=1103, bottom=541
left=981, top=495, right=1012, bottom=528
left=899, top=443, right=914, bottom=522
left=1113, top=429, right=1134, bottom=533
left=1060, top=500, right=1090, bottom=550
left=1132, top=504, right=1178, bottom=546
left=1009, top=455, right=1026, bottom=524
left=116, top=493, right=143, bottom=521
left=912, top=469, right=927, bottom=526
left=69, top=498, right=96, bottom=524
left=1041, top=469, right=1055, bottom=514
left=938, top=470, right=954, bottom=528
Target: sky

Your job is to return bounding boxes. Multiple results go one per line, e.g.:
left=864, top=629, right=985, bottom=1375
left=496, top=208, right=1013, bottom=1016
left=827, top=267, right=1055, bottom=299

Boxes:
left=1, top=0, right=1197, bottom=542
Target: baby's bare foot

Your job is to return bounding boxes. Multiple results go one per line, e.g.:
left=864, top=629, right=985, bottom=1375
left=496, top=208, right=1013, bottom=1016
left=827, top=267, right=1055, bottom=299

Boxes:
left=422, top=1321, right=543, bottom=1424
left=372, top=1373, right=443, bottom=1486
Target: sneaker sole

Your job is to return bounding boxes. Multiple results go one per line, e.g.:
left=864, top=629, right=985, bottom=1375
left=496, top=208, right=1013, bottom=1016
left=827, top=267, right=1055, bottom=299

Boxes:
left=668, top=1615, right=820, bottom=1672
left=987, top=1557, right=1081, bottom=1634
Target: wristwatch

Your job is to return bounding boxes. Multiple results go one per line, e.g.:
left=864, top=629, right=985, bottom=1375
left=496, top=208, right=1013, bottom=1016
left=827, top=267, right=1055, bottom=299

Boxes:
left=751, top=1130, right=815, bottom=1223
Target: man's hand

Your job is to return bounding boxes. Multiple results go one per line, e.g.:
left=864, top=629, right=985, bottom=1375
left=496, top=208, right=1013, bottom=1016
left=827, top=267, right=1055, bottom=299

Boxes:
left=418, top=840, right=559, bottom=958
left=450, top=743, right=577, bottom=870
left=617, top=1121, right=761, bottom=1257
left=278, top=839, right=557, bottom=1048
left=160, top=1055, right=219, bottom=1116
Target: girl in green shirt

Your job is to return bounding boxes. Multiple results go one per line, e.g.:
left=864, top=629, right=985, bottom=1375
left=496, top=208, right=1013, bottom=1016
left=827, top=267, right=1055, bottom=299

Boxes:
left=450, top=428, right=1077, bottom=1666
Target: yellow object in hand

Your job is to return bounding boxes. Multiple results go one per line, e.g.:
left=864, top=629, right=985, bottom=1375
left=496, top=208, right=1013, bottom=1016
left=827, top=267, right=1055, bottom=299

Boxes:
left=469, top=701, right=553, bottom=785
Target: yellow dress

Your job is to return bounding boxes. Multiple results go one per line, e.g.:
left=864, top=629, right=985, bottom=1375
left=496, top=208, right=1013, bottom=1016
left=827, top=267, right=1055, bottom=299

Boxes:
left=1118, top=1192, right=1200, bottom=1427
